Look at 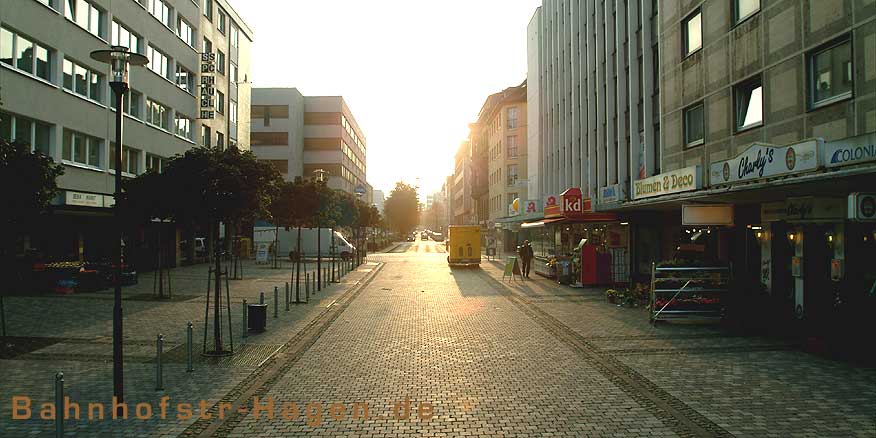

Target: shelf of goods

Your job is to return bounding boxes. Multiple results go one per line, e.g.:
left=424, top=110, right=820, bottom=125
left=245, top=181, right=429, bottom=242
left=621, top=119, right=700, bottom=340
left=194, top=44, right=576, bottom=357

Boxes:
left=649, top=263, right=731, bottom=323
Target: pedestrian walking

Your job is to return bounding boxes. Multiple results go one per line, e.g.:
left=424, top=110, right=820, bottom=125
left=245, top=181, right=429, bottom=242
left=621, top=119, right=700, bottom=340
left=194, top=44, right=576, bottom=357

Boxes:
left=518, top=240, right=534, bottom=279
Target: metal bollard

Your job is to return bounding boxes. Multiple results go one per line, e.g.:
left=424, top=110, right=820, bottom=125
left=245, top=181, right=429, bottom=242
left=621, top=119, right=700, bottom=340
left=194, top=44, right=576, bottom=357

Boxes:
left=260, top=291, right=265, bottom=305
left=305, top=273, right=309, bottom=300
left=242, top=299, right=248, bottom=338
left=155, top=334, right=164, bottom=390
left=186, top=322, right=194, bottom=372
left=285, top=282, right=290, bottom=311
left=54, top=372, right=64, bottom=438
left=274, top=286, right=278, bottom=318
left=297, top=274, right=303, bottom=304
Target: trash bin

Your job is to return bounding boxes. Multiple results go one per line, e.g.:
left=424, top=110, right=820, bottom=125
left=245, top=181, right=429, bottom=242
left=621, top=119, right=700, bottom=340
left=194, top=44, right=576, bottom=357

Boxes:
left=247, top=304, right=267, bottom=332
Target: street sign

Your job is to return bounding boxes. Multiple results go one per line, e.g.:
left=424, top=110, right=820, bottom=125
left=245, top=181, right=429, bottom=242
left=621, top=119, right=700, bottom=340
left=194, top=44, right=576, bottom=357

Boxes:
left=354, top=185, right=366, bottom=196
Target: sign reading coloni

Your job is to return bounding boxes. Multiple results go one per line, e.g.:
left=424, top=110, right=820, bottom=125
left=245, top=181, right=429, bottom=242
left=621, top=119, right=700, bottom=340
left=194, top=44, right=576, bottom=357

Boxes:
left=633, top=166, right=701, bottom=200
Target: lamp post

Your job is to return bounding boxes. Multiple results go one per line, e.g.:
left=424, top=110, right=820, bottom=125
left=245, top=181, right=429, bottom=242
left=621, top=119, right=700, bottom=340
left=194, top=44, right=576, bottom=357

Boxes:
left=313, top=169, right=327, bottom=290
left=90, top=46, right=148, bottom=413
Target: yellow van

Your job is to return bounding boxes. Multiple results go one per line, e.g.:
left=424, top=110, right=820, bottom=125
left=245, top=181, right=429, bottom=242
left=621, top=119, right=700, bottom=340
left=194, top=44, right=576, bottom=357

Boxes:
left=447, top=225, right=481, bottom=266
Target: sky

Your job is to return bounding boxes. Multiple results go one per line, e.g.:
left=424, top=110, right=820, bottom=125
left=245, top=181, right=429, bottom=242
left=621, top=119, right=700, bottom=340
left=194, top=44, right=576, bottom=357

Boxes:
left=232, top=0, right=541, bottom=198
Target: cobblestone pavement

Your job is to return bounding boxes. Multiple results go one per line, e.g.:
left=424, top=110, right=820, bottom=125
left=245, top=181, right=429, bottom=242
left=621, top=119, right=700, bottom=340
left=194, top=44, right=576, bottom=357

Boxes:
left=2, top=244, right=875, bottom=437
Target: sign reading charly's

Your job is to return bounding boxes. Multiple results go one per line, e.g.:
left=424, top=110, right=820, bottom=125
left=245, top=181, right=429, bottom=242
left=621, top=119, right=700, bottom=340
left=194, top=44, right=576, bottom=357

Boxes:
left=633, top=166, right=701, bottom=200
left=199, top=52, right=216, bottom=120
left=709, top=139, right=821, bottom=186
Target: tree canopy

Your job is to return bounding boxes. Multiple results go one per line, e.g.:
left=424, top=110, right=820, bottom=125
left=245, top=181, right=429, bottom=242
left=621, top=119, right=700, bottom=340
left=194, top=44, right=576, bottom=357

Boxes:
left=383, top=181, right=420, bottom=236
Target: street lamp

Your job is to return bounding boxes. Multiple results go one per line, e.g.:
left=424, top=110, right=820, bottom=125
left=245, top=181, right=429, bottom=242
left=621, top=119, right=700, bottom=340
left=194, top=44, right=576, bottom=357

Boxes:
left=90, top=46, right=148, bottom=413
left=312, top=169, right=327, bottom=290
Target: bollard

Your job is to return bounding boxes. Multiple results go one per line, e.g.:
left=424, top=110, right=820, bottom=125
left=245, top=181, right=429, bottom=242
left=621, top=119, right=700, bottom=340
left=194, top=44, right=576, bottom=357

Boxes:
left=242, top=299, right=248, bottom=338
left=155, top=334, right=164, bottom=390
left=297, top=274, right=303, bottom=304
left=54, top=372, right=64, bottom=438
left=186, top=322, right=194, bottom=372
left=259, top=291, right=265, bottom=305
left=274, top=286, right=278, bottom=318
left=304, top=273, right=309, bottom=301
left=285, top=282, right=290, bottom=311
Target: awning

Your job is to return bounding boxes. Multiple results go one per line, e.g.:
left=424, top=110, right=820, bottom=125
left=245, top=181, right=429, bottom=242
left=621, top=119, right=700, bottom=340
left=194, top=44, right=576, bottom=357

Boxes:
left=521, top=214, right=619, bottom=228
left=521, top=218, right=565, bottom=228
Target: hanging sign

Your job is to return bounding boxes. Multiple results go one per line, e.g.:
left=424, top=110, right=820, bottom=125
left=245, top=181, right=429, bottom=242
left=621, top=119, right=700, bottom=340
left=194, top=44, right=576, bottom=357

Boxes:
left=709, top=139, right=821, bottom=186
left=599, top=184, right=621, bottom=203
left=633, top=166, right=701, bottom=200
left=199, top=52, right=216, bottom=119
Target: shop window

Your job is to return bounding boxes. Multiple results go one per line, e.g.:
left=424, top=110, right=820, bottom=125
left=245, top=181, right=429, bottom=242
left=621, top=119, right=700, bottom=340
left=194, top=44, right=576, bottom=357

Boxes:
left=809, top=35, right=853, bottom=109
left=683, top=10, right=702, bottom=57
left=734, top=76, right=763, bottom=132
left=684, top=102, right=704, bottom=147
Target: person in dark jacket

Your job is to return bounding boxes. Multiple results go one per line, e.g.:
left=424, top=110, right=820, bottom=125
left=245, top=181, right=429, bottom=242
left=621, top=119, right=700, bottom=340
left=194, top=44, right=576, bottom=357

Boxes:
left=518, top=240, right=534, bottom=278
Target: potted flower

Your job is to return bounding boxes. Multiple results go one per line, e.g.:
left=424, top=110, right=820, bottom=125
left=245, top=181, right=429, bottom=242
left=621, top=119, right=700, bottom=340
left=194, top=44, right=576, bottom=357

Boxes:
left=605, top=288, right=619, bottom=304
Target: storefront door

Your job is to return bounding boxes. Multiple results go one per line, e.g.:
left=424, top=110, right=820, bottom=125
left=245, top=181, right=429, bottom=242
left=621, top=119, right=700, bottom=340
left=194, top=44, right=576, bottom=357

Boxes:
left=802, top=223, right=834, bottom=329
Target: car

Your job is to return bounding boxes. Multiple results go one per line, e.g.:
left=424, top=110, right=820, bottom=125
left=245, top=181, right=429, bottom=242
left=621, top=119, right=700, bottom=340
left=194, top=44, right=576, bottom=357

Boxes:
left=421, top=232, right=429, bottom=239
left=407, top=235, right=415, bottom=242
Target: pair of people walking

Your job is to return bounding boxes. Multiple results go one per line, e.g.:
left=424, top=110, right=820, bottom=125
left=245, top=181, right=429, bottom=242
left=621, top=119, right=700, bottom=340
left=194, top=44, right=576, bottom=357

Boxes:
left=517, top=240, right=534, bottom=279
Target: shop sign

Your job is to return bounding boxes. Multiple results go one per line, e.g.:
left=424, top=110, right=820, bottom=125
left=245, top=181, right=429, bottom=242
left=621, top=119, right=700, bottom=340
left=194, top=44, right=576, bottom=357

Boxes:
left=824, top=133, right=876, bottom=168
left=104, top=195, right=115, bottom=208
left=544, top=195, right=561, bottom=217
left=560, top=187, right=591, bottom=217
left=682, top=204, right=734, bottom=226
left=199, top=52, right=216, bottom=119
left=65, top=191, right=103, bottom=208
left=508, top=198, right=520, bottom=217
left=599, top=184, right=622, bottom=203
left=763, top=197, right=846, bottom=222
left=524, top=200, right=539, bottom=214
left=848, top=192, right=876, bottom=221
left=709, top=140, right=821, bottom=186
left=633, top=166, right=701, bottom=200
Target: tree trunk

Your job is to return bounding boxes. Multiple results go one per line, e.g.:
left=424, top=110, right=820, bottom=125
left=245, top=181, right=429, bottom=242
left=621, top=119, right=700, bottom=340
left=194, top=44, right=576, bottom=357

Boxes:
left=317, top=221, right=321, bottom=291
left=295, top=226, right=301, bottom=298
left=213, top=218, right=222, bottom=352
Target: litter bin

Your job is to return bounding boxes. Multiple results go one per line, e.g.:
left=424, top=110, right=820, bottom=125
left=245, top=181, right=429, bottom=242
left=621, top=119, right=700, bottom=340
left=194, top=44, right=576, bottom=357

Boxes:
left=247, top=303, right=267, bottom=332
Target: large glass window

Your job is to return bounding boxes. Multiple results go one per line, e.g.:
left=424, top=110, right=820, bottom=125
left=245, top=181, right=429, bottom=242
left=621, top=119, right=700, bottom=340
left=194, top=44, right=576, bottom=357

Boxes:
left=146, top=154, right=165, bottom=173
left=148, top=0, right=171, bottom=28
left=62, top=129, right=102, bottom=167
left=63, top=58, right=102, bottom=102
left=69, top=0, right=103, bottom=38
left=216, top=50, right=225, bottom=75
left=146, top=98, right=169, bottom=130
left=1, top=28, right=53, bottom=81
left=734, top=76, right=763, bottom=132
left=0, top=111, right=52, bottom=155
left=201, top=125, right=211, bottom=147
left=507, top=107, right=518, bottom=129
left=203, top=0, right=212, bottom=20
left=175, top=114, right=192, bottom=140
left=110, top=89, right=142, bottom=119
left=507, top=164, right=519, bottom=186
left=176, top=64, right=195, bottom=93
left=217, top=91, right=225, bottom=114
left=683, top=10, right=702, bottom=57
left=506, top=135, right=518, bottom=157
left=251, top=132, right=289, bottom=146
left=217, top=9, right=226, bottom=33
left=147, top=45, right=170, bottom=79
left=230, top=26, right=239, bottom=48
left=229, top=100, right=238, bottom=124
left=684, top=102, right=704, bottom=147
left=734, top=0, right=760, bottom=24
left=177, top=17, right=195, bottom=48
left=809, top=36, right=853, bottom=108
left=111, top=21, right=141, bottom=53
left=110, top=145, right=141, bottom=175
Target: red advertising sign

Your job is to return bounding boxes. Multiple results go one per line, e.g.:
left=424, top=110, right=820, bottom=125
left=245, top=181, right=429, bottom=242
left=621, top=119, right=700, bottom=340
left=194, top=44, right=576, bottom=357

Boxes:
left=545, top=195, right=562, bottom=218
left=560, top=187, right=589, bottom=218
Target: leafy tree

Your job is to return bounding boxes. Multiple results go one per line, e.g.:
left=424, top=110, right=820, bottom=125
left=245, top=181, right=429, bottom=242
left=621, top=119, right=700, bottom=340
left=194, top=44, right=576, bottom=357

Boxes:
left=0, top=138, right=64, bottom=289
left=384, top=181, right=420, bottom=237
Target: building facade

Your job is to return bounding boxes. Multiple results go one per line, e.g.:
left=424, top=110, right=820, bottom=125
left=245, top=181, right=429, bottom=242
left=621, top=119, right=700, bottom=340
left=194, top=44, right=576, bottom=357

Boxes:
left=450, top=139, right=474, bottom=225
left=251, top=90, right=368, bottom=196
left=1, top=0, right=252, bottom=267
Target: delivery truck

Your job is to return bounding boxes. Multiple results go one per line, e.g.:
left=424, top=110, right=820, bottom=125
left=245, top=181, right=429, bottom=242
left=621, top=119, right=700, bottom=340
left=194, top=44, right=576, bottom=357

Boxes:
left=253, top=222, right=355, bottom=261
left=447, top=225, right=481, bottom=266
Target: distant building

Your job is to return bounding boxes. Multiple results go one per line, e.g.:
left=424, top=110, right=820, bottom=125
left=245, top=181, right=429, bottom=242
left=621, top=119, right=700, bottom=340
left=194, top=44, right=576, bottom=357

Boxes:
left=372, top=189, right=385, bottom=215
left=450, top=139, right=473, bottom=225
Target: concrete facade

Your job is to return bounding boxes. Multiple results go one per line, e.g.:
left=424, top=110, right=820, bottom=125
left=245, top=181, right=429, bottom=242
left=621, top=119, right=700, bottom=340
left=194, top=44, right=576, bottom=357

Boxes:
left=250, top=87, right=305, bottom=179
left=450, top=139, right=474, bottom=224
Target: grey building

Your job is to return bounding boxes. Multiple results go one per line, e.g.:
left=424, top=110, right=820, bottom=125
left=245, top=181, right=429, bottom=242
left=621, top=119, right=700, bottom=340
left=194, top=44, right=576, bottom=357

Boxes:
left=0, top=0, right=252, bottom=265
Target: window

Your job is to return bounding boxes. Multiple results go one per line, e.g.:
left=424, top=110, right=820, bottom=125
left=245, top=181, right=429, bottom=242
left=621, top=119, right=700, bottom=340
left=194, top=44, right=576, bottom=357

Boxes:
left=217, top=9, right=226, bottom=33
left=147, top=0, right=171, bottom=28
left=110, top=89, right=142, bottom=118
left=62, top=58, right=102, bottom=102
left=229, top=100, right=238, bottom=124
left=67, top=0, right=103, bottom=38
left=62, top=129, right=102, bottom=167
left=230, top=26, right=239, bottom=48
left=734, top=76, right=763, bottom=132
left=1, top=28, right=54, bottom=82
left=229, top=62, right=238, bottom=82
left=146, top=154, right=165, bottom=173
left=175, top=114, right=192, bottom=139
left=203, top=0, right=212, bottom=20
left=216, top=50, right=225, bottom=75
left=202, top=38, right=212, bottom=54
left=201, top=125, right=211, bottom=146
left=0, top=111, right=52, bottom=155
left=176, top=64, right=195, bottom=93
left=216, top=131, right=224, bottom=148
left=176, top=17, right=195, bottom=48
left=147, top=45, right=170, bottom=79
left=507, top=107, right=519, bottom=129
left=109, top=145, right=141, bottom=175
left=217, top=91, right=225, bottom=114
left=35, top=0, right=57, bottom=10
left=506, top=135, right=518, bottom=157
left=683, top=10, right=702, bottom=57
left=145, top=98, right=169, bottom=130
left=684, top=103, right=705, bottom=147
left=809, top=36, right=853, bottom=109
left=507, top=164, right=519, bottom=186
left=251, top=132, right=288, bottom=146
left=111, top=21, right=141, bottom=53
left=252, top=105, right=289, bottom=126
left=734, top=0, right=760, bottom=24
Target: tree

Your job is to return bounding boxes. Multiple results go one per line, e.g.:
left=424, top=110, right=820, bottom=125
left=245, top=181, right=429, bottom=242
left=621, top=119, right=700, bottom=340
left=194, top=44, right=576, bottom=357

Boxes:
left=0, top=138, right=64, bottom=336
left=383, top=182, right=420, bottom=237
